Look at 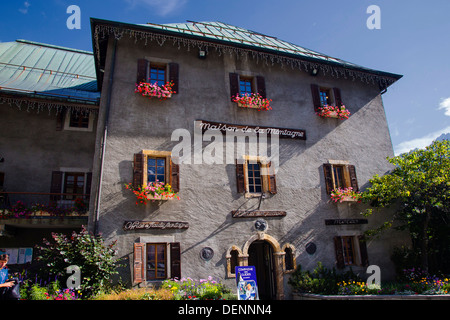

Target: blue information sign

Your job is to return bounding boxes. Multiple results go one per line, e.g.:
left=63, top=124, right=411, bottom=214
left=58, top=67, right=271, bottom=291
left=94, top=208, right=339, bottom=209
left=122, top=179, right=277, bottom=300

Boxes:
left=235, top=266, right=259, bottom=300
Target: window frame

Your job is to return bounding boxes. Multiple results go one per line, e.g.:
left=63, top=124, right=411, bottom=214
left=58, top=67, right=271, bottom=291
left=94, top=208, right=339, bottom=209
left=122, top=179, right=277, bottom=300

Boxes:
left=148, top=63, right=167, bottom=86
left=63, top=111, right=95, bottom=132
left=239, top=76, right=254, bottom=96
left=141, top=150, right=172, bottom=188
left=63, top=172, right=86, bottom=200
left=242, top=156, right=272, bottom=198
left=146, top=243, right=168, bottom=280
left=319, top=87, right=333, bottom=106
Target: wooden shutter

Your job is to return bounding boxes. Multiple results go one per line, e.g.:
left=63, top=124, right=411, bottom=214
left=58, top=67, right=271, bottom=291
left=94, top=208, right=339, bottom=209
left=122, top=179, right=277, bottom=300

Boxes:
left=310, top=84, right=321, bottom=111
left=267, top=162, right=277, bottom=194
left=323, top=163, right=334, bottom=195
left=50, top=171, right=63, bottom=202
left=170, top=157, right=180, bottom=193
left=136, top=59, right=148, bottom=83
left=170, top=242, right=181, bottom=280
left=133, top=153, right=144, bottom=189
left=347, top=165, right=359, bottom=191
left=256, top=76, right=266, bottom=99
left=358, top=236, right=369, bottom=267
left=235, top=160, right=245, bottom=194
left=333, top=88, right=342, bottom=106
left=133, top=243, right=146, bottom=284
left=334, top=236, right=345, bottom=269
left=169, top=62, right=179, bottom=94
left=229, top=73, right=240, bottom=101
left=85, top=172, right=92, bottom=199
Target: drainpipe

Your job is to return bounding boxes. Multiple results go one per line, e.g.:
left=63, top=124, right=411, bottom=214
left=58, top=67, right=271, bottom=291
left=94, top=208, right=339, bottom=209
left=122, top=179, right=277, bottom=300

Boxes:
left=94, top=38, right=117, bottom=235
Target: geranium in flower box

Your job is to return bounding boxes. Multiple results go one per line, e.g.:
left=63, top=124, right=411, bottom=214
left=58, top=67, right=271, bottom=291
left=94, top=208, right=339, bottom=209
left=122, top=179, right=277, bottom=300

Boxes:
left=316, top=105, right=351, bottom=120
left=330, top=187, right=360, bottom=203
left=125, top=182, right=180, bottom=205
left=135, top=81, right=175, bottom=100
left=232, top=93, right=272, bottom=111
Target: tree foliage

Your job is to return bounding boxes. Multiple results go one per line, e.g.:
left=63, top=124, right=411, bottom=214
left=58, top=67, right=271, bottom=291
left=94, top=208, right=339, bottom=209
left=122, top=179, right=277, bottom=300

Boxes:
left=360, top=139, right=450, bottom=273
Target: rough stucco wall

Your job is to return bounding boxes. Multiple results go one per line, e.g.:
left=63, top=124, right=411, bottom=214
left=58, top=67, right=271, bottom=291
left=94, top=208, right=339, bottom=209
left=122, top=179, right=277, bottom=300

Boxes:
left=92, top=36, right=407, bottom=296
left=0, top=105, right=97, bottom=192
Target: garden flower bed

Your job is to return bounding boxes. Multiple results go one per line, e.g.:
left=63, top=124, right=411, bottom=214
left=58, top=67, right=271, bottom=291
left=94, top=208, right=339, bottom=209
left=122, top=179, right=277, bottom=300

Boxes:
left=289, top=262, right=450, bottom=300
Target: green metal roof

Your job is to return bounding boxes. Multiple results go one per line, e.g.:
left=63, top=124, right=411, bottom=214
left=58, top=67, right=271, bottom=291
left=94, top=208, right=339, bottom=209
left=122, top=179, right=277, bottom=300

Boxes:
left=0, top=39, right=100, bottom=104
left=147, top=20, right=361, bottom=69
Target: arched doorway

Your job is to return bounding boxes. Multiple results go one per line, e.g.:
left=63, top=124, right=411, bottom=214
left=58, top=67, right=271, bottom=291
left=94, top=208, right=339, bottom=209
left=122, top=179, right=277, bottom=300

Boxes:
left=241, top=233, right=285, bottom=300
left=248, top=240, right=277, bottom=300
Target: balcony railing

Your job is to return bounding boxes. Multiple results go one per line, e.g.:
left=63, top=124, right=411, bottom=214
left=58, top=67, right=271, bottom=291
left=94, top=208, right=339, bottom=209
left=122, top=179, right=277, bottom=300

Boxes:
left=0, top=192, right=90, bottom=219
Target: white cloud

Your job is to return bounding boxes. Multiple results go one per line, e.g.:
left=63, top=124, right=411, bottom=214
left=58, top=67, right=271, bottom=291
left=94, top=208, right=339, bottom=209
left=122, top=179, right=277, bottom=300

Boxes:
left=18, top=1, right=31, bottom=14
left=439, top=97, right=450, bottom=116
left=125, top=0, right=187, bottom=16
left=394, top=126, right=450, bottom=155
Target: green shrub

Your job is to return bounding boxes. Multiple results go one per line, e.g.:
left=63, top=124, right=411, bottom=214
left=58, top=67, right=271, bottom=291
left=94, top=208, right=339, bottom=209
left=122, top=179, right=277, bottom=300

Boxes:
left=288, top=262, right=362, bottom=295
left=35, top=226, right=122, bottom=298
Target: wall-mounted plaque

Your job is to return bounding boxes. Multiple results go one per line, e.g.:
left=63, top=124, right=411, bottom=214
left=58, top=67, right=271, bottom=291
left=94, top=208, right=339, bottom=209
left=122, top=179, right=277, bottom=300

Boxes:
left=231, top=210, right=286, bottom=218
left=123, top=221, right=189, bottom=231
left=305, top=242, right=316, bottom=255
left=200, top=247, right=214, bottom=261
left=254, top=219, right=268, bottom=231
left=324, top=219, right=368, bottom=226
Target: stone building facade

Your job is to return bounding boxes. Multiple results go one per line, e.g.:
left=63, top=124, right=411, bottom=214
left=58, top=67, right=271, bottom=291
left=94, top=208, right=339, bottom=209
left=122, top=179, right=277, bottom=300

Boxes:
left=0, top=40, right=99, bottom=261
left=88, top=19, right=404, bottom=299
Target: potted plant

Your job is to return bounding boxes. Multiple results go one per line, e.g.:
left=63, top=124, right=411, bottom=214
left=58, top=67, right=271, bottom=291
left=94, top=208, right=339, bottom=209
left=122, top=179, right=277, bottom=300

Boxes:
left=330, top=187, right=360, bottom=203
left=125, top=182, right=180, bottom=205
left=135, top=81, right=175, bottom=100
left=232, top=93, right=272, bottom=111
left=316, top=105, right=351, bottom=120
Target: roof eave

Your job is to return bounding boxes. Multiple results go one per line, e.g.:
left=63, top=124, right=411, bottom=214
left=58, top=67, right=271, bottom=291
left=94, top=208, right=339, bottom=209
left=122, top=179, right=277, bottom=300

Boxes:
left=90, top=18, right=402, bottom=89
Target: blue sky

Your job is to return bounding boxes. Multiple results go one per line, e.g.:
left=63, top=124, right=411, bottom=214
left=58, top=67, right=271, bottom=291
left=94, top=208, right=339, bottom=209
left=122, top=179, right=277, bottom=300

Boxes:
left=1, top=0, right=449, bottom=155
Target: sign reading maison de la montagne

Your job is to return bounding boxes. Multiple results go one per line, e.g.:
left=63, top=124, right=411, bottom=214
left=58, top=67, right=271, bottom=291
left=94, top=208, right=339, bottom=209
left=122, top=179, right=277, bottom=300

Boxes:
left=198, top=120, right=306, bottom=140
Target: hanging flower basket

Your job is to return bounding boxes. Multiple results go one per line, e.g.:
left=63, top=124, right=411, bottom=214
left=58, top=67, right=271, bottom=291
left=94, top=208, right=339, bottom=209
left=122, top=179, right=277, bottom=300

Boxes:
left=316, top=105, right=351, bottom=120
left=125, top=182, right=180, bottom=205
left=232, top=93, right=272, bottom=111
left=330, top=187, right=361, bottom=203
left=135, top=81, right=175, bottom=100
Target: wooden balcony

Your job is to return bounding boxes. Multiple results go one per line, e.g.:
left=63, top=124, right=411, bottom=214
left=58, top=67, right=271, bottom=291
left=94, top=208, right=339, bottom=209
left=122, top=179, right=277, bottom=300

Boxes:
left=0, top=191, right=89, bottom=229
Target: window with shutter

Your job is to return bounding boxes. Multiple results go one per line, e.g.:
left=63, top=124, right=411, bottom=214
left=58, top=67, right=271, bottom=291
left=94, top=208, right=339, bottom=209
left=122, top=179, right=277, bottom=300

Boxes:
left=311, top=84, right=344, bottom=111
left=133, top=151, right=179, bottom=189
left=230, top=73, right=266, bottom=99
left=136, top=59, right=179, bottom=94
left=133, top=242, right=181, bottom=283
left=334, top=235, right=369, bottom=269
left=323, top=162, right=359, bottom=196
left=236, top=156, right=277, bottom=197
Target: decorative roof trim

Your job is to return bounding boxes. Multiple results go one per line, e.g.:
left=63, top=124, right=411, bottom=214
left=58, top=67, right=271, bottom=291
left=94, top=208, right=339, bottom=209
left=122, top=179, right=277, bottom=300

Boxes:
left=91, top=18, right=401, bottom=89
left=0, top=92, right=99, bottom=115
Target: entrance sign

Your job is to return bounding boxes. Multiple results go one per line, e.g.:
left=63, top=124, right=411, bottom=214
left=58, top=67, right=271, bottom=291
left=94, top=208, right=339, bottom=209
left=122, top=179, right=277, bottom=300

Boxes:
left=235, top=266, right=259, bottom=300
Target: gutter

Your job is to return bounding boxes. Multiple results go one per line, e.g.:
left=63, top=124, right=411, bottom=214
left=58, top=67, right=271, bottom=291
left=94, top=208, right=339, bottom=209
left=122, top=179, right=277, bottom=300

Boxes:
left=93, top=37, right=117, bottom=235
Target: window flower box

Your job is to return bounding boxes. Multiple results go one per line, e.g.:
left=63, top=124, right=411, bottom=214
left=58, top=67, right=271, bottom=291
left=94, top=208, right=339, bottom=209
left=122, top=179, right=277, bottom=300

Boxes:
left=125, top=182, right=180, bottom=205
left=135, top=81, right=175, bottom=100
left=316, top=105, right=351, bottom=120
left=330, top=187, right=360, bottom=203
left=232, top=93, right=272, bottom=111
